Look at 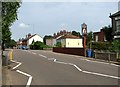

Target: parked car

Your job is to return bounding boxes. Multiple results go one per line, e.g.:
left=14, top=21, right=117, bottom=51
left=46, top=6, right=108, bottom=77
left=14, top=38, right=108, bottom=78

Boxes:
left=22, top=46, right=28, bottom=50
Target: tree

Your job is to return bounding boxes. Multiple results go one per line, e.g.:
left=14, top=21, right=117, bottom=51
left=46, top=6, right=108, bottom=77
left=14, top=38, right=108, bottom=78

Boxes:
left=102, top=25, right=113, bottom=42
left=5, top=39, right=16, bottom=48
left=2, top=1, right=21, bottom=50
left=72, top=31, right=81, bottom=37
left=86, top=31, right=93, bottom=46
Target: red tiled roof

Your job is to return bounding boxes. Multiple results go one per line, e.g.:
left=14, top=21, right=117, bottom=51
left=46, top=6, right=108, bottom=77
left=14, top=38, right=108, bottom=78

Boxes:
left=58, top=34, right=81, bottom=39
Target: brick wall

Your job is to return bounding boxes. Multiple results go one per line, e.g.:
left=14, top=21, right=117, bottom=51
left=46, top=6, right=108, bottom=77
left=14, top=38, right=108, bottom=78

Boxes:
left=53, top=47, right=85, bottom=56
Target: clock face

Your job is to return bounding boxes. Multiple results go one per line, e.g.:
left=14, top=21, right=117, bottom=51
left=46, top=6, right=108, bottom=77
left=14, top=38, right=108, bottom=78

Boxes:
left=82, top=28, right=87, bottom=35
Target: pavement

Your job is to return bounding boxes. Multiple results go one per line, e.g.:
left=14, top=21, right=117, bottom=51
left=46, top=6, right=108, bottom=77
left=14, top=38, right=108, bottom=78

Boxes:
left=2, top=49, right=120, bottom=86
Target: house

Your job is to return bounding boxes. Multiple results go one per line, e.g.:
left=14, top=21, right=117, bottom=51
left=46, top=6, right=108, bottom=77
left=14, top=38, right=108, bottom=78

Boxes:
left=16, top=39, right=22, bottom=49
left=17, top=33, right=43, bottom=49
left=109, top=11, right=120, bottom=40
left=56, top=34, right=83, bottom=48
left=46, top=38, right=53, bottom=46
left=93, top=29, right=106, bottom=42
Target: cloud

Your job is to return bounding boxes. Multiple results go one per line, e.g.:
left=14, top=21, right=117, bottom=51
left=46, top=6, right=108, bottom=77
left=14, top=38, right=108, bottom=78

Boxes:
left=19, top=23, right=29, bottom=28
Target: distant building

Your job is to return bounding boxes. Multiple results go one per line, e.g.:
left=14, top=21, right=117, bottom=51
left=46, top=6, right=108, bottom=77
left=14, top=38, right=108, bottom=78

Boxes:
left=56, top=34, right=83, bottom=48
left=17, top=33, right=43, bottom=49
left=93, top=29, right=106, bottom=42
left=46, top=38, right=53, bottom=46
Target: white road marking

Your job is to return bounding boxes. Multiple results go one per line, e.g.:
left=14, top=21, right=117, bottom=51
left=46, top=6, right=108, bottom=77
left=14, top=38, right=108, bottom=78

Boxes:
left=11, top=60, right=33, bottom=87
left=48, top=58, right=55, bottom=61
left=12, top=62, right=22, bottom=70
left=16, top=70, right=32, bottom=77
left=53, top=59, right=120, bottom=80
left=32, top=52, right=37, bottom=55
left=39, top=54, right=47, bottom=58
left=82, top=70, right=120, bottom=79
left=110, top=64, right=120, bottom=67
left=73, top=64, right=82, bottom=72
left=54, top=59, right=57, bottom=62
left=15, top=50, right=120, bottom=80
left=16, top=70, right=33, bottom=87
left=54, top=61, right=68, bottom=65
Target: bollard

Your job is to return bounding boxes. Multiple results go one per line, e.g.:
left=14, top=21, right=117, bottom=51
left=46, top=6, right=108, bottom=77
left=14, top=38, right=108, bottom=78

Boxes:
left=10, top=51, right=12, bottom=61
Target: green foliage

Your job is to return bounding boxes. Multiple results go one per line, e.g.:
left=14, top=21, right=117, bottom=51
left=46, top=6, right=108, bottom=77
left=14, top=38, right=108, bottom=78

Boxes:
left=30, top=41, right=52, bottom=50
left=91, top=42, right=111, bottom=50
left=102, top=25, right=113, bottom=42
left=5, top=39, right=16, bottom=48
left=86, top=31, right=93, bottom=46
left=111, top=40, right=120, bottom=52
left=56, top=42, right=62, bottom=47
left=2, top=2, right=21, bottom=50
left=72, top=31, right=81, bottom=37
left=43, top=35, right=52, bottom=44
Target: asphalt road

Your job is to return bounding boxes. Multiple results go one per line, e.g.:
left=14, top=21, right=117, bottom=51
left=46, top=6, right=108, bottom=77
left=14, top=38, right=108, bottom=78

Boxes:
left=9, top=49, right=120, bottom=86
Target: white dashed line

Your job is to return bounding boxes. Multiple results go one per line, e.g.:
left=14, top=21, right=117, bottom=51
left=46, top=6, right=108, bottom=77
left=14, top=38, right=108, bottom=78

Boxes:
left=48, top=58, right=55, bottom=61
left=39, top=54, right=47, bottom=58
left=32, top=52, right=37, bottom=55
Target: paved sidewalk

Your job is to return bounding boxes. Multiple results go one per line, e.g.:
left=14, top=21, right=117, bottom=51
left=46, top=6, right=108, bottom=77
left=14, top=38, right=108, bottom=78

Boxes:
left=2, top=50, right=12, bottom=86
left=2, top=49, right=28, bottom=86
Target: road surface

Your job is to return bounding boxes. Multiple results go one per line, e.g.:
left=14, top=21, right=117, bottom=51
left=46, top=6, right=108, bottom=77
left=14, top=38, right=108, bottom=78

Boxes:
left=8, top=49, right=120, bottom=86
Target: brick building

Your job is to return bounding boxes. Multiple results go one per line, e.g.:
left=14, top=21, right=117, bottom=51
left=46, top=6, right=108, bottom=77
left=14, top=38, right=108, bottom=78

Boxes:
left=93, top=29, right=106, bottom=42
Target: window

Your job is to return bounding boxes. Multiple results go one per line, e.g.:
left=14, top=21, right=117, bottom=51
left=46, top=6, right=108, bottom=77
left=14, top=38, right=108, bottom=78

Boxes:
left=96, top=35, right=98, bottom=42
left=116, top=20, right=120, bottom=32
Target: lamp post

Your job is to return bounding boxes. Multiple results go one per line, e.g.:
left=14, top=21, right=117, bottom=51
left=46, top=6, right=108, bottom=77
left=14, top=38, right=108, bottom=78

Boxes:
left=27, top=24, right=34, bottom=35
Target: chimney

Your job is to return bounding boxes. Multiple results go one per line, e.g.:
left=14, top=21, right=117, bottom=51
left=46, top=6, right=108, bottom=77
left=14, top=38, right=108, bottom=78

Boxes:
left=28, top=33, right=31, bottom=38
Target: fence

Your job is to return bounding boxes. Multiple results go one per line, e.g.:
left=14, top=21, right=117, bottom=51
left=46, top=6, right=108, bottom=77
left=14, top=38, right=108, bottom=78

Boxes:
left=93, top=51, right=120, bottom=62
left=53, top=47, right=85, bottom=56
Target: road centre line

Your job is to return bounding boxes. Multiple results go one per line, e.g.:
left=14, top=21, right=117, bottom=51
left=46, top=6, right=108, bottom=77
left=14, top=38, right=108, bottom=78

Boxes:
left=48, top=58, right=55, bottom=60
left=53, top=59, right=120, bottom=80
left=31, top=52, right=37, bottom=55
left=39, top=54, right=47, bottom=58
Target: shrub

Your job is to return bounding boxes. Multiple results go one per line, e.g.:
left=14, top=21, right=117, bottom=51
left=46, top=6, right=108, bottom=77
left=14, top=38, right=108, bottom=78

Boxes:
left=91, top=42, right=111, bottom=50
left=56, top=42, right=62, bottom=47
left=29, top=41, right=53, bottom=50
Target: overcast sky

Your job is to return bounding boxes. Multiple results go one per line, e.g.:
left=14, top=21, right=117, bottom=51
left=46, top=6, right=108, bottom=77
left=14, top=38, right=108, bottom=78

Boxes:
left=11, top=2, right=118, bottom=41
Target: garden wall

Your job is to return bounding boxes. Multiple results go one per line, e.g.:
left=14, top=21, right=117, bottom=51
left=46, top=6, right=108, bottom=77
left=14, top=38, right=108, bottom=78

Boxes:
left=53, top=47, right=85, bottom=56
